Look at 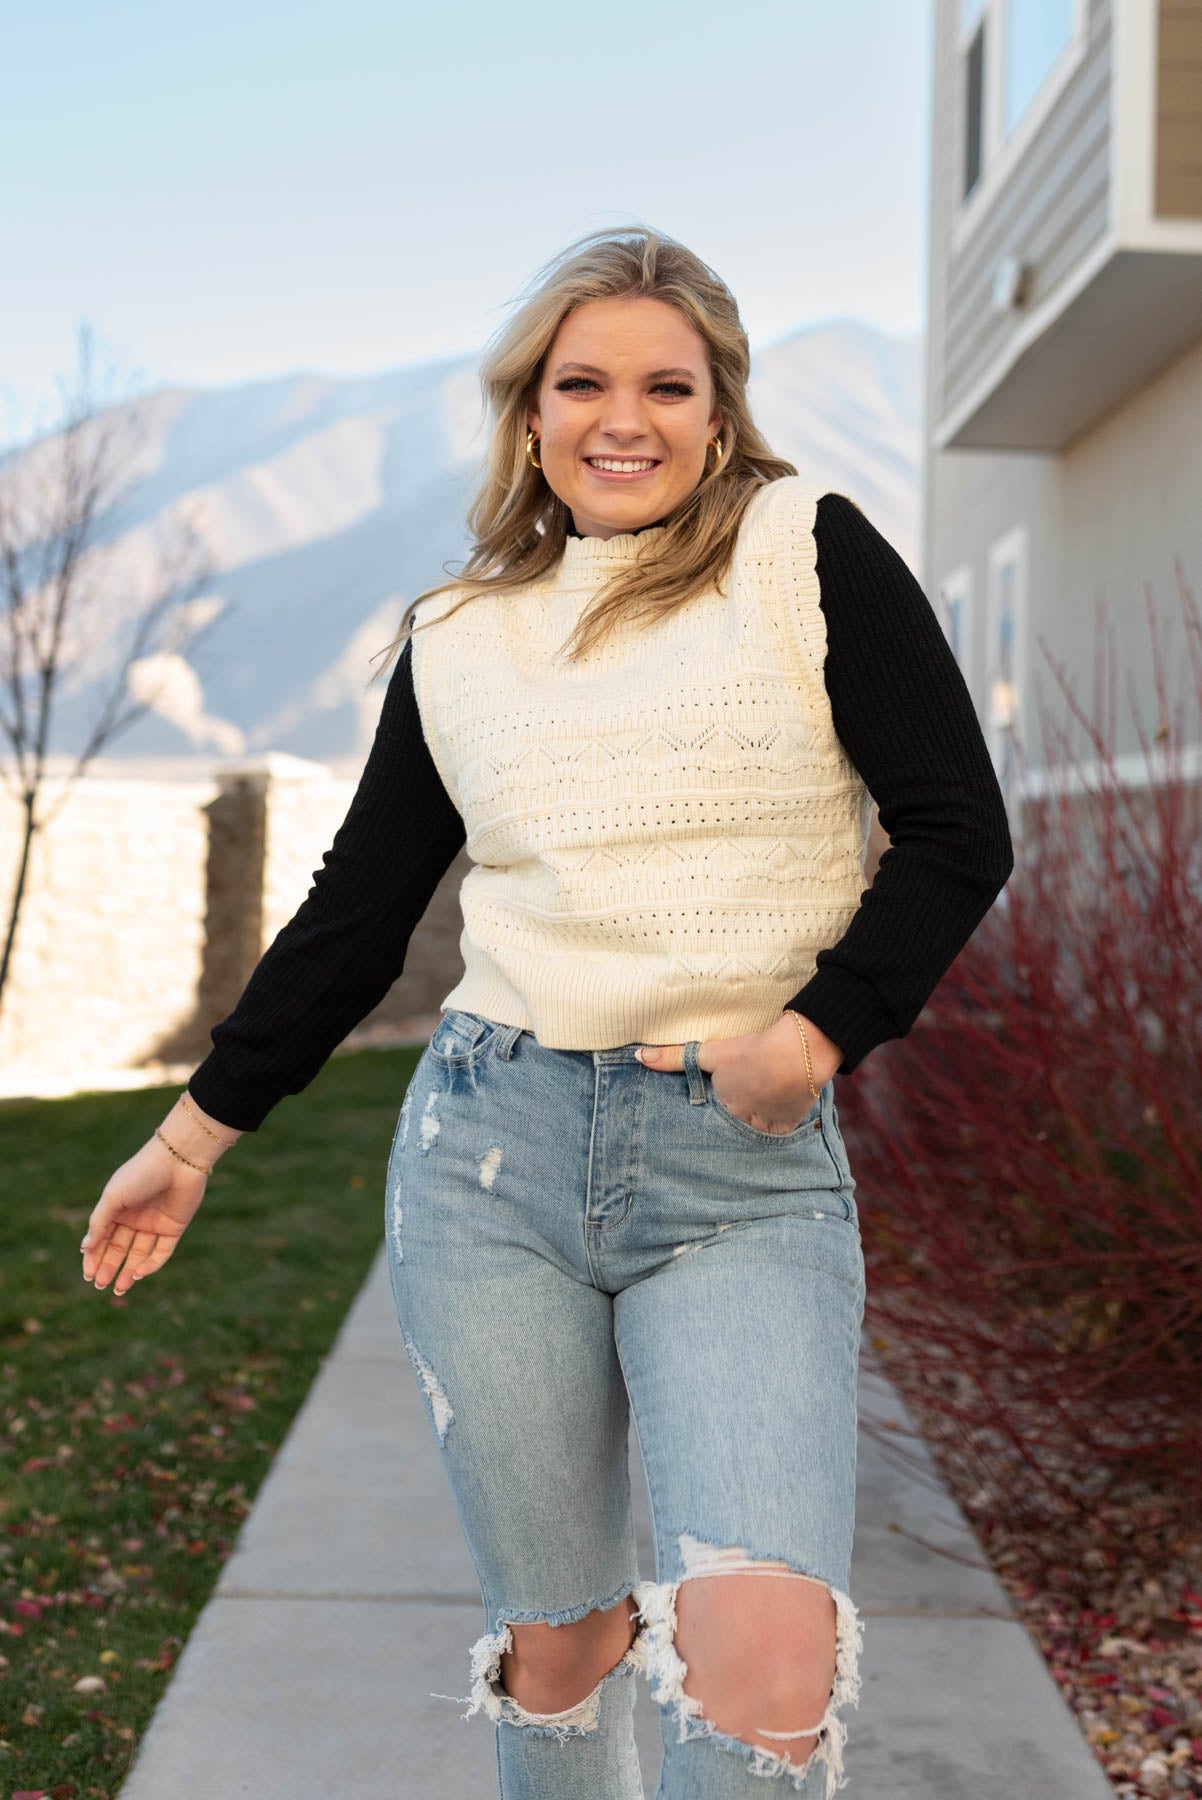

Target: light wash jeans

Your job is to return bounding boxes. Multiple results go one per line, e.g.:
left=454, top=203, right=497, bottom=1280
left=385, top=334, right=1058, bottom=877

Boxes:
left=384, top=1009, right=866, bottom=1800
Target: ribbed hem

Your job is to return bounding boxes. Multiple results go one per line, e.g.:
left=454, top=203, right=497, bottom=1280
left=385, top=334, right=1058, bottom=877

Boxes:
left=785, top=963, right=905, bottom=1075
left=185, top=1056, right=278, bottom=1134
left=442, top=955, right=813, bottom=1055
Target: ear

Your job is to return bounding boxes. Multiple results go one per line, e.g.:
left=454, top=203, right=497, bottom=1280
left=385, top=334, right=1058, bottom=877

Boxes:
left=527, top=403, right=541, bottom=434
left=708, top=407, right=723, bottom=437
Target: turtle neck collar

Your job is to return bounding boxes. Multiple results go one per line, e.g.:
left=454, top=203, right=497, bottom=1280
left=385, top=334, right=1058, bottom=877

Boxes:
left=558, top=515, right=670, bottom=583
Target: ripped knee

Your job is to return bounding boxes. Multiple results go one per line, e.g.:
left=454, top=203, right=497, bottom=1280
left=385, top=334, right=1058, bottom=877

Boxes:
left=633, top=1534, right=864, bottom=1798
left=430, top=1586, right=646, bottom=1743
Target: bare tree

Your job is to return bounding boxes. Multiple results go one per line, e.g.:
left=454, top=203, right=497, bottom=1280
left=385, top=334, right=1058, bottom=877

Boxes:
left=0, top=323, right=221, bottom=1010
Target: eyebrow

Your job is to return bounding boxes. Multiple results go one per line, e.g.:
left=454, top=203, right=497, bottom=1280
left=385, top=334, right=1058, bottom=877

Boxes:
left=550, top=361, right=699, bottom=381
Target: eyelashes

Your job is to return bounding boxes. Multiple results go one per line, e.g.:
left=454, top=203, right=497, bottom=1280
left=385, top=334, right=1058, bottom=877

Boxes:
left=553, top=378, right=695, bottom=397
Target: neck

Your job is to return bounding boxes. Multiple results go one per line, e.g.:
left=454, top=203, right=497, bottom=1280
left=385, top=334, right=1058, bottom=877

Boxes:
left=567, top=514, right=670, bottom=539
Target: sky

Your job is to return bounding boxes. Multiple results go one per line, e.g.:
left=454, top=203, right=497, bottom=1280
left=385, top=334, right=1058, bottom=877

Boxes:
left=1, top=0, right=933, bottom=451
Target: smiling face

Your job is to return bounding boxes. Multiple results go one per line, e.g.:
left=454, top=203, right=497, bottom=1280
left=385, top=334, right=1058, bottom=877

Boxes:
left=526, top=295, right=723, bottom=540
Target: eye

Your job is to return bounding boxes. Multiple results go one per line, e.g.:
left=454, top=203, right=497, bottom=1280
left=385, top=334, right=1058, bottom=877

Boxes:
left=552, top=377, right=695, bottom=396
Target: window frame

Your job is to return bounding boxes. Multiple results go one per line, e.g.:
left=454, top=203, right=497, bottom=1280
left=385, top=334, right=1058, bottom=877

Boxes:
left=985, top=523, right=1028, bottom=803
left=937, top=562, right=976, bottom=692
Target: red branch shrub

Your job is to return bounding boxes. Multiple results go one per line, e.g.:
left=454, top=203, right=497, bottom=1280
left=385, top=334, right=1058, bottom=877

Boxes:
left=841, top=558, right=1202, bottom=1528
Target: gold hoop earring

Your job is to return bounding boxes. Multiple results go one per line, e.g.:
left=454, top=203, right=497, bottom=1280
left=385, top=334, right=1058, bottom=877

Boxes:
left=526, top=428, right=542, bottom=471
left=707, top=433, right=724, bottom=470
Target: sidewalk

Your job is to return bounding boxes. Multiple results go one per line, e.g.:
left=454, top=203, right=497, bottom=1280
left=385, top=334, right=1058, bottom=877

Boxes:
left=118, top=1243, right=1114, bottom=1799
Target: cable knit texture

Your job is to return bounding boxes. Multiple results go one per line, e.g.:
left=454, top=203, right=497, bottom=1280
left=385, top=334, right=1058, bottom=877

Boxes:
left=409, top=476, right=874, bottom=1050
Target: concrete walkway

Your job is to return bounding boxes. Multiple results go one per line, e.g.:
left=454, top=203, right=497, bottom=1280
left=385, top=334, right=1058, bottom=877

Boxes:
left=119, top=1242, right=1113, bottom=1799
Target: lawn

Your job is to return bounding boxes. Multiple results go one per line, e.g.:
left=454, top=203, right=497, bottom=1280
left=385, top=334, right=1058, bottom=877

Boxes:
left=0, top=1044, right=418, bottom=1799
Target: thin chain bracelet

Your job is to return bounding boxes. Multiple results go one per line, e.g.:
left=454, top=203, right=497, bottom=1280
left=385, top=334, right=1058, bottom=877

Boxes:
left=154, top=1127, right=213, bottom=1174
left=783, top=1009, right=821, bottom=1099
left=179, top=1091, right=239, bottom=1147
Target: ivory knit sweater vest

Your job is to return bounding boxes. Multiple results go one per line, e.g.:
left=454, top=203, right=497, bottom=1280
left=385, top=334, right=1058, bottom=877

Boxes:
left=409, top=475, right=874, bottom=1050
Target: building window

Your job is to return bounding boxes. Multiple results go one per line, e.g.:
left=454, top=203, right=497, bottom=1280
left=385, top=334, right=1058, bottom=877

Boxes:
left=986, top=526, right=1027, bottom=804
left=938, top=565, right=974, bottom=685
left=1004, top=0, right=1075, bottom=140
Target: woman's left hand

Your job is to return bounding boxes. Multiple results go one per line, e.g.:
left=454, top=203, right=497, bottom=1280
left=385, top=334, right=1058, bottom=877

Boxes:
left=636, top=1014, right=844, bottom=1136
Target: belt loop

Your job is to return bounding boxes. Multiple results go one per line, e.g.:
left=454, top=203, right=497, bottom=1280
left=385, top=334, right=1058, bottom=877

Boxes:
left=682, top=1040, right=708, bottom=1105
left=494, top=1024, right=524, bottom=1061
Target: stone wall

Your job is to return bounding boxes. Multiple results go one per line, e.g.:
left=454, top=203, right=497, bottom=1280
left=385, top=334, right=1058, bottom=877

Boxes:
left=0, top=772, right=215, bottom=1091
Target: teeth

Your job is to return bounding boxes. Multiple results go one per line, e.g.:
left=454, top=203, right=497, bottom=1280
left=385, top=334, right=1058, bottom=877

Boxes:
left=587, top=458, right=658, bottom=473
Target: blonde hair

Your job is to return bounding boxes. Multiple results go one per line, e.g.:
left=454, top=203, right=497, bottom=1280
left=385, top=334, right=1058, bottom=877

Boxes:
left=369, top=223, right=796, bottom=684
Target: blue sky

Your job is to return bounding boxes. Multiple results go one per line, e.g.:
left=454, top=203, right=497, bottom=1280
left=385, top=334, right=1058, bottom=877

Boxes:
left=1, top=0, right=933, bottom=449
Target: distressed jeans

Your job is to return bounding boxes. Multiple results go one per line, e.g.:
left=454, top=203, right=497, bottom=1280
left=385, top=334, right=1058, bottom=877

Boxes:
left=384, top=1009, right=866, bottom=1800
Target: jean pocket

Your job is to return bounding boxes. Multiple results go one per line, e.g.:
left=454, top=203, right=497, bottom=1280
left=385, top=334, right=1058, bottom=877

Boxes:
left=427, top=1009, right=505, bottom=1065
left=705, top=1071, right=825, bottom=1143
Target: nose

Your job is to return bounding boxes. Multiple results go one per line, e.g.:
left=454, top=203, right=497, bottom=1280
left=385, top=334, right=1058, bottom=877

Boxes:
left=594, top=395, right=655, bottom=447
left=593, top=432, right=658, bottom=458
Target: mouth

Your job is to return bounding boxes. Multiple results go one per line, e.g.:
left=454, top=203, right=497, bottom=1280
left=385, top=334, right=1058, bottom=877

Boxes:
left=582, top=455, right=661, bottom=482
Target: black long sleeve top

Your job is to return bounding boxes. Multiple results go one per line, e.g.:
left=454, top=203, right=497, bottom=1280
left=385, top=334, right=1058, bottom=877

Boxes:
left=186, top=492, right=1014, bottom=1131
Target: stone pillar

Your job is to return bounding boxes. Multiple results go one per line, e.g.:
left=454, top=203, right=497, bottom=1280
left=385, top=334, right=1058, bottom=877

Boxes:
left=196, top=753, right=335, bottom=1032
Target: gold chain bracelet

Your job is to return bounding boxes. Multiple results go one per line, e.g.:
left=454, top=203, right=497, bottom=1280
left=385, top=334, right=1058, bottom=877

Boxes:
left=154, top=1127, right=213, bottom=1174
left=783, top=1009, right=820, bottom=1099
left=179, top=1091, right=239, bottom=1147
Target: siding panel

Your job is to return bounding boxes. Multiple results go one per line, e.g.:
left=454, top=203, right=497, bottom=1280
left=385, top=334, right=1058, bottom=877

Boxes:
left=1157, top=0, right=1202, bottom=217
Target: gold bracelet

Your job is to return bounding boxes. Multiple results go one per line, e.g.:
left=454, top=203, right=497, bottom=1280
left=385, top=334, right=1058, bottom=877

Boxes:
left=154, top=1127, right=213, bottom=1174
left=179, top=1091, right=239, bottom=1147
left=783, top=1009, right=821, bottom=1099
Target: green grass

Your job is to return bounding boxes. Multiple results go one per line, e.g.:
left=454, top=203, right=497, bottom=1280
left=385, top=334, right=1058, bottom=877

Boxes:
left=0, top=1045, right=418, bottom=1799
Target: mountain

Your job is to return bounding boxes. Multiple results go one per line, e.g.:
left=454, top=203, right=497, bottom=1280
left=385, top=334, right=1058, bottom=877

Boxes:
left=750, top=317, right=922, bottom=556
left=19, top=319, right=923, bottom=772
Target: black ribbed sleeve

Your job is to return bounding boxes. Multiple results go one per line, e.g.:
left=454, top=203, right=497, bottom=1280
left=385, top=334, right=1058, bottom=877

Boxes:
left=782, top=492, right=1014, bottom=1071
left=185, top=636, right=465, bottom=1131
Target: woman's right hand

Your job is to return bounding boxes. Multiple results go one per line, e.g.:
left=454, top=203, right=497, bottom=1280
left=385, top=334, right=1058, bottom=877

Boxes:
left=81, top=1093, right=242, bottom=1298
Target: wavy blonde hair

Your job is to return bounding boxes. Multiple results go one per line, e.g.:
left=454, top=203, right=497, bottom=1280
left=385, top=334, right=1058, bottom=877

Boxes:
left=369, top=223, right=797, bottom=684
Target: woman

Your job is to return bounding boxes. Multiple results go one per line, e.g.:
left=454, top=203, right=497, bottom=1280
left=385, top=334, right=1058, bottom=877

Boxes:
left=81, top=225, right=1013, bottom=1799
